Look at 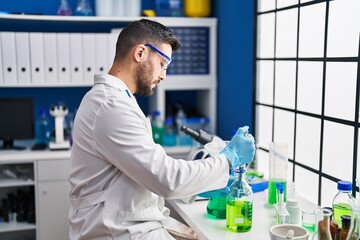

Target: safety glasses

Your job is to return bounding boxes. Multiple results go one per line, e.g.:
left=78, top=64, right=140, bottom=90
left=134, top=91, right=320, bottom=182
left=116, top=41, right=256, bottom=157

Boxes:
left=145, top=43, right=172, bottom=70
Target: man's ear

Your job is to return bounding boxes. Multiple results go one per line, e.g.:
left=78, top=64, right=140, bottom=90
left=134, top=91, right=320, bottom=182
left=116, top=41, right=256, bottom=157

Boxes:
left=134, top=44, right=147, bottom=63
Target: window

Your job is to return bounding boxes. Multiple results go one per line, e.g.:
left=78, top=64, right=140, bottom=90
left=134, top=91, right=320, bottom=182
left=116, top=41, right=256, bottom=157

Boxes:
left=255, top=0, right=360, bottom=205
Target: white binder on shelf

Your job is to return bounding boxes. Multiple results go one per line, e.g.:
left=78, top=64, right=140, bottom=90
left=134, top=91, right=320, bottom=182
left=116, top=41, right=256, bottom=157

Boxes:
left=107, top=32, right=118, bottom=70
left=15, top=32, right=31, bottom=84
left=70, top=33, right=83, bottom=83
left=95, top=33, right=109, bottom=75
left=57, top=33, right=71, bottom=83
left=43, top=33, right=58, bottom=84
left=1, top=32, right=18, bottom=84
left=29, top=32, right=45, bottom=84
left=82, top=33, right=95, bottom=84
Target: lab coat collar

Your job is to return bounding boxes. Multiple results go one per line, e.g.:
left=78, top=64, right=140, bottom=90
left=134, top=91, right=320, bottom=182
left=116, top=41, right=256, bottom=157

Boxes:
left=94, top=74, right=134, bottom=98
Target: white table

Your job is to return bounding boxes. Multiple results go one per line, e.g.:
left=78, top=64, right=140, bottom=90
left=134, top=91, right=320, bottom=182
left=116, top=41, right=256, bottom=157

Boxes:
left=167, top=191, right=319, bottom=240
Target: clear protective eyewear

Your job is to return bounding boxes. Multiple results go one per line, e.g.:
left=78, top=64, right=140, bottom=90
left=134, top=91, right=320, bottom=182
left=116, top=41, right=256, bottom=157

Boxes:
left=145, top=43, right=172, bottom=71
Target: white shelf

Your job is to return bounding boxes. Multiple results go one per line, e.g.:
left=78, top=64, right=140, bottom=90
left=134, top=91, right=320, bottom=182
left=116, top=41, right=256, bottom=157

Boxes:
left=0, top=178, right=34, bottom=188
left=0, top=222, right=36, bottom=233
left=0, top=14, right=217, bottom=26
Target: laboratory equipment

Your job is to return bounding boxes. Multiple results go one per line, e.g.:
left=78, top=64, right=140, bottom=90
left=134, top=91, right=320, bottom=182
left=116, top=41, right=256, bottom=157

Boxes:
left=318, top=208, right=333, bottom=240
left=204, top=141, right=227, bottom=219
left=336, top=215, right=351, bottom=240
left=151, top=110, right=164, bottom=145
left=74, top=0, right=94, bottom=16
left=226, top=166, right=253, bottom=232
left=34, top=109, right=49, bottom=145
left=302, top=209, right=318, bottom=233
left=163, top=117, right=176, bottom=146
left=0, top=98, right=34, bottom=150
left=180, top=125, right=213, bottom=145
left=268, top=142, right=288, bottom=205
left=49, top=104, right=71, bottom=150
left=346, top=178, right=360, bottom=240
left=269, top=224, right=309, bottom=240
left=156, top=0, right=183, bottom=16
left=275, top=183, right=290, bottom=224
left=57, top=0, right=72, bottom=16
left=332, top=181, right=353, bottom=228
left=286, top=198, right=301, bottom=224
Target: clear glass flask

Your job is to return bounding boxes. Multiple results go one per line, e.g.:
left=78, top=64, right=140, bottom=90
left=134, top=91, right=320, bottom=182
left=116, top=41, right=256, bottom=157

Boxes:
left=74, top=0, right=94, bottom=16
left=57, top=0, right=73, bottom=16
left=226, top=166, right=253, bottom=232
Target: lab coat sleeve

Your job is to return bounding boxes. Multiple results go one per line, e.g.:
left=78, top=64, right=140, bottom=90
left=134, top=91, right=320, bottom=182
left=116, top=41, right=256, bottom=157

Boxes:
left=93, top=96, right=229, bottom=199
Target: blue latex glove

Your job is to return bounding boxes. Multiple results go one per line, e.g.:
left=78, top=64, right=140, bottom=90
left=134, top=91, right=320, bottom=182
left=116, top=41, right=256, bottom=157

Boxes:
left=220, top=126, right=255, bottom=168
left=197, top=175, right=234, bottom=198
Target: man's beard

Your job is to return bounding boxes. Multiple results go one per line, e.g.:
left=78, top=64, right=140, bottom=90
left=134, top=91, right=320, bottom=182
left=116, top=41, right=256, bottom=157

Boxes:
left=136, top=61, right=155, bottom=96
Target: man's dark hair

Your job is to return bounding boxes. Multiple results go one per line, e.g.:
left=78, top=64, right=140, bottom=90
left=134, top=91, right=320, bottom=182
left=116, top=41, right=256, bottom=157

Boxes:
left=114, top=19, right=181, bottom=60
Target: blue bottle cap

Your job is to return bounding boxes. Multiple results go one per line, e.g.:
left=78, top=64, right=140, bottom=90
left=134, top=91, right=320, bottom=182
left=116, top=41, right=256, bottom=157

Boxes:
left=337, top=180, right=352, bottom=191
left=153, top=110, right=160, bottom=116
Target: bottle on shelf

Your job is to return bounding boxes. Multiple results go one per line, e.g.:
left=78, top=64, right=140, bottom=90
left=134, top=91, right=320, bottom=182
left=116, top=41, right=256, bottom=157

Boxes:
left=35, top=109, right=50, bottom=145
left=74, top=0, right=94, bottom=16
left=151, top=110, right=164, bottom=145
left=332, top=181, right=354, bottom=228
left=175, top=105, right=191, bottom=146
left=226, top=166, right=253, bottom=232
left=163, top=117, right=177, bottom=146
left=57, top=0, right=73, bottom=16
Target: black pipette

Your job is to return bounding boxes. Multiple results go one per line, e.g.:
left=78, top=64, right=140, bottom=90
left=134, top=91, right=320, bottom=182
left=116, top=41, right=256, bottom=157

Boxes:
left=179, top=125, right=213, bottom=145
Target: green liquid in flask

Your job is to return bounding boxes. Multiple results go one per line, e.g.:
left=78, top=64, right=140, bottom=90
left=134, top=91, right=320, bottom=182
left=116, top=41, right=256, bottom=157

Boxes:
left=226, top=200, right=252, bottom=232
left=207, top=196, right=226, bottom=219
left=333, top=203, right=352, bottom=228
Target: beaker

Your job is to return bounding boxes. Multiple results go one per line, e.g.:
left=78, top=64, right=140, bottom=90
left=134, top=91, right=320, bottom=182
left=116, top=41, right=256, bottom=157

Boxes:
left=268, top=142, right=288, bottom=205
left=203, top=140, right=228, bottom=219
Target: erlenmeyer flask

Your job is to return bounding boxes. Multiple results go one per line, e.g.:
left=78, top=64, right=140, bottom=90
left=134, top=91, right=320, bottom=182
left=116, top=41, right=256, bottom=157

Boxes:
left=74, top=0, right=94, bottom=16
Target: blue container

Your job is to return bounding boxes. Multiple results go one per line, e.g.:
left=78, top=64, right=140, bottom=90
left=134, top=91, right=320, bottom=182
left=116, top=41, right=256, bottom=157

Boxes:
left=156, top=0, right=183, bottom=17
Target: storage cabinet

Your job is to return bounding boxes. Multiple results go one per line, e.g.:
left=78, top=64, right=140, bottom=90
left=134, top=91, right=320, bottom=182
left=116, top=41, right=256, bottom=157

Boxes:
left=36, top=159, right=70, bottom=240
left=0, top=151, right=71, bottom=240
left=0, top=161, right=36, bottom=240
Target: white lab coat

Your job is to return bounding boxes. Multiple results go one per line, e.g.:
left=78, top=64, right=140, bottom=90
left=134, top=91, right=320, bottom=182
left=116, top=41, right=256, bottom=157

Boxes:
left=68, top=74, right=229, bottom=239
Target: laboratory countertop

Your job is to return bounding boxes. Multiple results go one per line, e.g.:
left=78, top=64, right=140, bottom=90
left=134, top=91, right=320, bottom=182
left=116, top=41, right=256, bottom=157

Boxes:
left=168, top=191, right=319, bottom=240
left=0, top=144, right=191, bottom=163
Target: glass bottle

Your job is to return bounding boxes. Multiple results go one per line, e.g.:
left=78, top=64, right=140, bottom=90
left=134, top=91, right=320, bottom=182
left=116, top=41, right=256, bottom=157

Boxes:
left=151, top=110, right=164, bottom=145
left=226, top=166, right=253, bottom=232
left=163, top=117, right=177, bottom=146
left=57, top=0, right=73, bottom=16
left=35, top=109, right=50, bottom=144
left=74, top=0, right=94, bottom=16
left=336, top=215, right=352, bottom=240
left=318, top=208, right=333, bottom=240
left=332, top=181, right=354, bottom=228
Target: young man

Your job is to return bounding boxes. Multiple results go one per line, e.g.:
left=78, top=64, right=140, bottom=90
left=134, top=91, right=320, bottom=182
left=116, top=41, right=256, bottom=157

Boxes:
left=68, top=19, right=255, bottom=239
